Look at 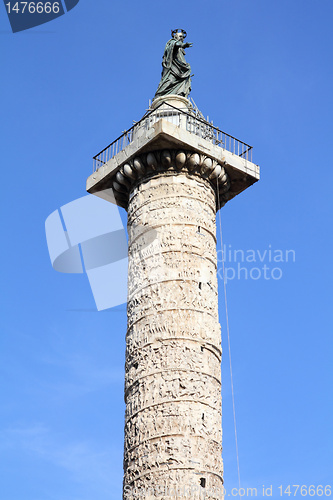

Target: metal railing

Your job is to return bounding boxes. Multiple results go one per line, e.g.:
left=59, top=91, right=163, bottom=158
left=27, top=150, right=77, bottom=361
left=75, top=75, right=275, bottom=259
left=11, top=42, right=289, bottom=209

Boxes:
left=93, top=102, right=252, bottom=171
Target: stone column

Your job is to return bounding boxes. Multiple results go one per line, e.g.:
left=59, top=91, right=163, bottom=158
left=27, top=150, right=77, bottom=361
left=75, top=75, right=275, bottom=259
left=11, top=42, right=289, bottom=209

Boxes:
left=86, top=94, right=259, bottom=500
left=123, top=150, right=229, bottom=499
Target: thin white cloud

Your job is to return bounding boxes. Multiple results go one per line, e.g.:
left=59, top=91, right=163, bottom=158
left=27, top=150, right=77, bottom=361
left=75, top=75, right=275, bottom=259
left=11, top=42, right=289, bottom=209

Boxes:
left=1, top=424, right=123, bottom=499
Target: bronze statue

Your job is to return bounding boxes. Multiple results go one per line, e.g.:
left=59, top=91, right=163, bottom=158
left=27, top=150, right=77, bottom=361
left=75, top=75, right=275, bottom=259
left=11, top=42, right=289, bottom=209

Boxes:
left=154, top=29, right=193, bottom=100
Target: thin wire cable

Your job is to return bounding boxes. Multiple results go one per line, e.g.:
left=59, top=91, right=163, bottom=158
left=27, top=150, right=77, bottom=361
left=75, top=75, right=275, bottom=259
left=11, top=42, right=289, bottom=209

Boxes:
left=216, top=178, right=241, bottom=498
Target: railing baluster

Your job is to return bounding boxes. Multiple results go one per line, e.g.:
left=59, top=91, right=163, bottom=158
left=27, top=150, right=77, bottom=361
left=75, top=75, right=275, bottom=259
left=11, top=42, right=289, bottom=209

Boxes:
left=92, top=102, right=253, bottom=170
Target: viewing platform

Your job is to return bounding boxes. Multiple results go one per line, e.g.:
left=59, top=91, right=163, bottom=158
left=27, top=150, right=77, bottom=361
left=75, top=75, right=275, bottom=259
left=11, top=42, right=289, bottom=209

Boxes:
left=87, top=96, right=260, bottom=209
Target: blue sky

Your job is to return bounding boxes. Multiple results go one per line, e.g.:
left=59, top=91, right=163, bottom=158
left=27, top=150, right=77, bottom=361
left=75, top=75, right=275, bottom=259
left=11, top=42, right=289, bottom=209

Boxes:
left=1, top=1, right=332, bottom=499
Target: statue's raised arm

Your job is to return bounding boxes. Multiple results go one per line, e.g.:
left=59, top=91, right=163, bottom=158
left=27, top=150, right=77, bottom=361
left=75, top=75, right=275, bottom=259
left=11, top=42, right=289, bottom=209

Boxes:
left=154, top=29, right=193, bottom=100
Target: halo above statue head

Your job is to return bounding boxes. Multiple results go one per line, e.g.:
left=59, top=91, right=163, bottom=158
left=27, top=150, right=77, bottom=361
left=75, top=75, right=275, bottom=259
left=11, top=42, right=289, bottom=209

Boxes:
left=171, top=29, right=187, bottom=39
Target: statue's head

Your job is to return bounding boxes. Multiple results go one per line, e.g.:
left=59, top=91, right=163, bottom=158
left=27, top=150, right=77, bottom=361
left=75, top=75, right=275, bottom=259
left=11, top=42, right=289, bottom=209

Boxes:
left=171, top=29, right=187, bottom=41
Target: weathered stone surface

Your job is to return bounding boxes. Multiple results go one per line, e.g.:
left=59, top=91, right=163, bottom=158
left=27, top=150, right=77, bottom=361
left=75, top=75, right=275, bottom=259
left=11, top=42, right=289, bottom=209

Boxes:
left=88, top=147, right=231, bottom=211
left=86, top=101, right=260, bottom=210
left=87, top=95, right=260, bottom=498
left=124, top=169, right=223, bottom=499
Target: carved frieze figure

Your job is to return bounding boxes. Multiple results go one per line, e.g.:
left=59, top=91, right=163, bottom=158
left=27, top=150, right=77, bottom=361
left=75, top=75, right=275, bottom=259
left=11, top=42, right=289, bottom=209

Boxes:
left=154, top=29, right=193, bottom=99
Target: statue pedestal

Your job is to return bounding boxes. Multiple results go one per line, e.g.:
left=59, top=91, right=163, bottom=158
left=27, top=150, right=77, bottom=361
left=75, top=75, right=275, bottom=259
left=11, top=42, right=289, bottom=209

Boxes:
left=151, top=94, right=192, bottom=111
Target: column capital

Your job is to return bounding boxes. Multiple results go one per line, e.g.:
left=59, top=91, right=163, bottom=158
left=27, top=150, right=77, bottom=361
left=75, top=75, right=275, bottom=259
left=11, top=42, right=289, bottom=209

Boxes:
left=111, top=149, right=230, bottom=210
left=87, top=103, right=259, bottom=211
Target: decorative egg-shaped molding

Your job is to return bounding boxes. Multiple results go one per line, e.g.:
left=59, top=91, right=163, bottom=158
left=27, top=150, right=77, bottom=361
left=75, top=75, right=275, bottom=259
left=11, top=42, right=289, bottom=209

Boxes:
left=111, top=149, right=230, bottom=210
left=146, top=152, right=158, bottom=170
left=160, top=149, right=172, bottom=168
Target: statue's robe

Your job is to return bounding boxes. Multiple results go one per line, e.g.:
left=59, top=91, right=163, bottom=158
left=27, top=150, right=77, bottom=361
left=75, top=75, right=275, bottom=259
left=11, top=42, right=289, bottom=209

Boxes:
left=154, top=39, right=192, bottom=99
